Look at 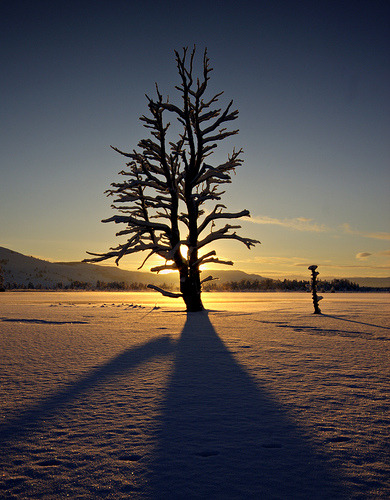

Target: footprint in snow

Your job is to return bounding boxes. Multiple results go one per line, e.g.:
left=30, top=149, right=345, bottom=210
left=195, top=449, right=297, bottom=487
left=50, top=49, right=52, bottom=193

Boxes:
left=37, top=459, right=62, bottom=467
left=195, top=450, right=220, bottom=458
left=261, top=443, right=283, bottom=449
left=118, top=454, right=143, bottom=462
left=326, top=436, right=351, bottom=443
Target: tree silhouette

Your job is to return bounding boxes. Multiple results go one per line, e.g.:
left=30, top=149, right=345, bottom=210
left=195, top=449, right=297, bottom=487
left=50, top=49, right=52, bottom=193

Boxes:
left=0, top=264, right=5, bottom=292
left=85, top=48, right=259, bottom=311
left=308, top=265, right=322, bottom=314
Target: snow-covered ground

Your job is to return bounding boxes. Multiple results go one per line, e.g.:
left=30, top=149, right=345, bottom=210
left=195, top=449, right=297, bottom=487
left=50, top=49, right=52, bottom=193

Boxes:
left=0, top=291, right=389, bottom=499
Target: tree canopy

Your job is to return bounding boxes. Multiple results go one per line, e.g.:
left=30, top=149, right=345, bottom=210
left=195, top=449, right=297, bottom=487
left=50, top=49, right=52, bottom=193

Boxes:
left=85, top=47, right=259, bottom=310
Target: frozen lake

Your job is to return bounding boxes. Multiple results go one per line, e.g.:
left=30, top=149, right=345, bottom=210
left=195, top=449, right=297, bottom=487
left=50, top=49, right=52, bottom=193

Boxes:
left=2, top=290, right=389, bottom=313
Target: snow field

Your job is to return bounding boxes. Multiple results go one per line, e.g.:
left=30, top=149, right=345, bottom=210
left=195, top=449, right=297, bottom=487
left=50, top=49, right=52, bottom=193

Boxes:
left=0, top=292, right=389, bottom=499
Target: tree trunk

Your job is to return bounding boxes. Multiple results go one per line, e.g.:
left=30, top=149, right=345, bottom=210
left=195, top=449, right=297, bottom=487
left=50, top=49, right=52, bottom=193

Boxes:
left=180, top=268, right=204, bottom=312
left=183, top=290, right=204, bottom=312
left=309, top=266, right=322, bottom=314
left=312, top=291, right=322, bottom=314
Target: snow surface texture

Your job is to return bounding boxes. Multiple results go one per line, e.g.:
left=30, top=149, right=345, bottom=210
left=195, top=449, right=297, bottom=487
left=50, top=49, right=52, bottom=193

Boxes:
left=0, top=292, right=389, bottom=499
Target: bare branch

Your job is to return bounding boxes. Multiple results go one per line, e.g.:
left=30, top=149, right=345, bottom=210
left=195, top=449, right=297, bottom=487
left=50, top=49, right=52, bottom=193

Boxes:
left=202, top=129, right=239, bottom=144
left=200, top=257, right=234, bottom=266
left=200, top=275, right=218, bottom=285
left=198, top=209, right=250, bottom=235
left=150, top=263, right=178, bottom=273
left=86, top=47, right=260, bottom=312
left=198, top=224, right=260, bottom=249
left=147, top=284, right=182, bottom=298
left=194, top=250, right=216, bottom=266
left=84, top=240, right=172, bottom=265
left=137, top=250, right=154, bottom=270
left=102, top=215, right=172, bottom=235
left=202, top=100, right=239, bottom=136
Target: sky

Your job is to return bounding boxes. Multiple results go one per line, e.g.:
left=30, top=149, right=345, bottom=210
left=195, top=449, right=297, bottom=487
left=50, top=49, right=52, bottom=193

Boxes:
left=1, top=0, right=389, bottom=279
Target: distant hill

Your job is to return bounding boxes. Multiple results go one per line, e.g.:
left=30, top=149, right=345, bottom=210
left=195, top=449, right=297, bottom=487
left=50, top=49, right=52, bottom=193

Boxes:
left=200, top=269, right=265, bottom=283
left=1, top=247, right=388, bottom=289
left=0, top=247, right=265, bottom=288
left=0, top=247, right=154, bottom=288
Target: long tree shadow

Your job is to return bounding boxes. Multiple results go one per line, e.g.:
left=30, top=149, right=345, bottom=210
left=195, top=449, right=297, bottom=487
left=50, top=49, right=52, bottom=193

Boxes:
left=322, top=314, right=390, bottom=330
left=0, top=336, right=174, bottom=446
left=149, top=312, right=348, bottom=499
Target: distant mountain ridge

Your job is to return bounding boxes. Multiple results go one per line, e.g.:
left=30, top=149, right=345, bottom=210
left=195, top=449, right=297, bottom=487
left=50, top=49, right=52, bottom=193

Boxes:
left=0, top=247, right=264, bottom=288
left=1, top=247, right=389, bottom=289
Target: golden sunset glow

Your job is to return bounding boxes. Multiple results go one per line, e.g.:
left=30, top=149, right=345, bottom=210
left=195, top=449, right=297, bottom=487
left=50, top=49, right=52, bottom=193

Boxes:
left=180, top=245, right=189, bottom=261
left=1, top=3, right=389, bottom=498
left=1, top=1, right=388, bottom=281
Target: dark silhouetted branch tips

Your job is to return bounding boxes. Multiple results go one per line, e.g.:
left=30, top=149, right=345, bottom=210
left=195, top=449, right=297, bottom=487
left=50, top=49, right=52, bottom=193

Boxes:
left=84, top=47, right=260, bottom=311
left=200, top=275, right=218, bottom=285
left=147, top=284, right=182, bottom=298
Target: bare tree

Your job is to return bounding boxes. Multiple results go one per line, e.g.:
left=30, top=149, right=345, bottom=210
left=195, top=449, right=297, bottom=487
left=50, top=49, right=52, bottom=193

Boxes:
left=85, top=47, right=259, bottom=311
left=308, top=265, right=323, bottom=314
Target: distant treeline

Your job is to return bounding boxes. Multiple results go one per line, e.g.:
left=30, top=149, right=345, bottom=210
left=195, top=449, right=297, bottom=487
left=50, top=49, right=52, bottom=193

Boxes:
left=2, top=280, right=175, bottom=291
left=2, top=278, right=388, bottom=292
left=203, top=278, right=387, bottom=292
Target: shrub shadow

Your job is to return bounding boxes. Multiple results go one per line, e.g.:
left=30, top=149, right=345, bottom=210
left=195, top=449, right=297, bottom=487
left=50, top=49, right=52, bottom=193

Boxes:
left=322, top=314, right=390, bottom=330
left=149, top=311, right=347, bottom=499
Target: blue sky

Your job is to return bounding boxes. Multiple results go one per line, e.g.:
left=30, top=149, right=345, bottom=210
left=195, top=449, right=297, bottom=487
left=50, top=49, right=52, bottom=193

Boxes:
left=1, top=0, right=389, bottom=278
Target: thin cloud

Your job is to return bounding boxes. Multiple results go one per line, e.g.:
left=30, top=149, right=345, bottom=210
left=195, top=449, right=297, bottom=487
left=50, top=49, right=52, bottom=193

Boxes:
left=366, top=232, right=390, bottom=241
left=245, top=218, right=389, bottom=239
left=237, top=256, right=308, bottom=265
left=356, top=250, right=390, bottom=260
left=248, top=215, right=328, bottom=233
left=341, top=223, right=356, bottom=235
left=342, top=223, right=390, bottom=241
left=356, top=252, right=372, bottom=259
left=294, top=262, right=389, bottom=270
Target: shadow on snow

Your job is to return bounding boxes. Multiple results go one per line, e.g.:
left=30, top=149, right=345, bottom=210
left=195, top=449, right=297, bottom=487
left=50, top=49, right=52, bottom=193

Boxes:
left=148, top=311, right=347, bottom=499
left=0, top=336, right=174, bottom=445
left=0, top=317, right=89, bottom=325
left=321, top=314, right=390, bottom=330
left=0, top=312, right=349, bottom=498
